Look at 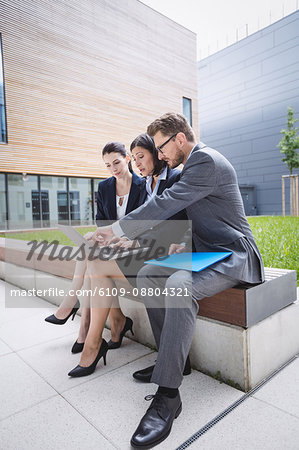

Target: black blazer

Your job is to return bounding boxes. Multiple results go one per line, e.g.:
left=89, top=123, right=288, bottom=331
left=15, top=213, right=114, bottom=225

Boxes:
left=116, top=167, right=189, bottom=284
left=95, top=172, right=146, bottom=226
left=137, top=167, right=189, bottom=250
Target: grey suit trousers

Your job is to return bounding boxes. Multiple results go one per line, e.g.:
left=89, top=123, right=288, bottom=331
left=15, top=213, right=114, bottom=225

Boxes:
left=136, top=264, right=239, bottom=388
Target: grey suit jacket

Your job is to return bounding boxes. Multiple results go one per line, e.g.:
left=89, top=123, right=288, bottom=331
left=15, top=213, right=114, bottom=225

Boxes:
left=118, top=143, right=264, bottom=284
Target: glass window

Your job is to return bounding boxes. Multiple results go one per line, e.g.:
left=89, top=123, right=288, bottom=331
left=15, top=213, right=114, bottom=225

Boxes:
left=0, top=35, right=7, bottom=143
left=183, top=97, right=192, bottom=126
left=7, top=174, right=39, bottom=229
left=93, top=178, right=104, bottom=222
left=69, top=178, right=93, bottom=225
left=0, top=174, right=6, bottom=229
left=40, top=176, right=67, bottom=227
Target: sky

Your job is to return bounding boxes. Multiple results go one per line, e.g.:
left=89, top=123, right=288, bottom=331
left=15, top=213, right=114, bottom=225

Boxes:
left=141, top=0, right=298, bottom=58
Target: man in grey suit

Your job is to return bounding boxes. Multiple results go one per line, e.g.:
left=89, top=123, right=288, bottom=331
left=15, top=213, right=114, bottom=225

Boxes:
left=94, top=113, right=264, bottom=449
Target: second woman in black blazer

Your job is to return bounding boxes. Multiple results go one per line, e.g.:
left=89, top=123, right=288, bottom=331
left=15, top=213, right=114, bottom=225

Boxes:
left=67, top=134, right=188, bottom=377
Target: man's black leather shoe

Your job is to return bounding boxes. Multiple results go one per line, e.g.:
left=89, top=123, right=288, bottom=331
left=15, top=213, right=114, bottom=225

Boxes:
left=130, top=391, right=182, bottom=449
left=133, top=355, right=191, bottom=383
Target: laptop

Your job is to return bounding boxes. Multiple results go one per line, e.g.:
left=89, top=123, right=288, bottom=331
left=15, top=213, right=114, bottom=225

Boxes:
left=57, top=225, right=150, bottom=260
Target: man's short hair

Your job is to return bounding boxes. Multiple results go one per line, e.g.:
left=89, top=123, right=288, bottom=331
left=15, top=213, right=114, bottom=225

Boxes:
left=147, top=112, right=195, bottom=142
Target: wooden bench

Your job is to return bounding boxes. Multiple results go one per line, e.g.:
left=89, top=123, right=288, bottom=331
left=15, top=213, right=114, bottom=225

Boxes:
left=197, top=268, right=297, bottom=327
left=113, top=267, right=296, bottom=328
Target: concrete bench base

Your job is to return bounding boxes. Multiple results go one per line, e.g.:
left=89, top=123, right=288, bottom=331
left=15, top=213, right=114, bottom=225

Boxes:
left=118, top=296, right=299, bottom=392
left=1, top=261, right=298, bottom=391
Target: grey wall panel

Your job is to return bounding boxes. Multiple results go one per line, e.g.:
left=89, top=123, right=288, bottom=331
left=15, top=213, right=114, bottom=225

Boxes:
left=246, top=62, right=299, bottom=89
left=274, top=18, right=299, bottom=45
left=198, top=10, right=299, bottom=215
left=262, top=47, right=299, bottom=75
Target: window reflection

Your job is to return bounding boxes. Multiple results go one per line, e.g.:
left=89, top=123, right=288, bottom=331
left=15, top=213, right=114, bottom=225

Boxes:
left=7, top=174, right=39, bottom=229
left=0, top=174, right=6, bottom=229
left=69, top=178, right=93, bottom=225
left=183, top=97, right=192, bottom=126
left=0, top=35, right=7, bottom=143
left=40, top=176, right=67, bottom=226
left=3, top=175, right=100, bottom=229
left=93, top=178, right=103, bottom=222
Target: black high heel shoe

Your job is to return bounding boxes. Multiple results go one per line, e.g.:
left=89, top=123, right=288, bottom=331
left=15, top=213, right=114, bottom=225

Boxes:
left=68, top=339, right=108, bottom=377
left=45, top=301, right=80, bottom=325
left=71, top=340, right=84, bottom=354
left=108, top=316, right=134, bottom=349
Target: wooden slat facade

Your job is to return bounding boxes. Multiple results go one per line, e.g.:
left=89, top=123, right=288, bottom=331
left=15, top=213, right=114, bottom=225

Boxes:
left=0, top=0, right=198, bottom=178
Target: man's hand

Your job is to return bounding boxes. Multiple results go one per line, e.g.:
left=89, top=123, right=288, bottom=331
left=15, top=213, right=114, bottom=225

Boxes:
left=168, top=243, right=186, bottom=255
left=108, top=237, right=139, bottom=250
left=92, top=225, right=114, bottom=245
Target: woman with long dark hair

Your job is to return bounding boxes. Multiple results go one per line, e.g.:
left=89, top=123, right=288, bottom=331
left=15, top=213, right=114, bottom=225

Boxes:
left=66, top=134, right=188, bottom=377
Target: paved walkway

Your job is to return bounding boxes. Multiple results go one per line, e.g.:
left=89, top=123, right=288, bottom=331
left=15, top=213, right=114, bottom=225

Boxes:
left=0, top=279, right=298, bottom=450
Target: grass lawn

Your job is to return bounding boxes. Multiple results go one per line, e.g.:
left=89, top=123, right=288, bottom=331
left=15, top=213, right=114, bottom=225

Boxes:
left=247, top=216, right=298, bottom=285
left=1, top=216, right=298, bottom=284
left=0, top=226, right=97, bottom=246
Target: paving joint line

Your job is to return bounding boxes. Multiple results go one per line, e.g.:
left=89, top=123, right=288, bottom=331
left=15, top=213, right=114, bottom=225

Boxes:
left=252, top=396, right=299, bottom=421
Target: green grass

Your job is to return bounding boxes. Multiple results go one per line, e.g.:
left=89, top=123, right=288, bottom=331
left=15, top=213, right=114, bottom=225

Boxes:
left=0, top=226, right=96, bottom=246
left=247, top=216, right=299, bottom=285
left=1, top=217, right=298, bottom=283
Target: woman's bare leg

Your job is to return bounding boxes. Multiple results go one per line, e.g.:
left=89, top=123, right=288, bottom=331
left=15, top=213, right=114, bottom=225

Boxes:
left=55, top=259, right=87, bottom=320
left=79, top=258, right=127, bottom=367
left=109, top=306, right=126, bottom=342
left=76, top=273, right=91, bottom=343
left=75, top=307, right=90, bottom=343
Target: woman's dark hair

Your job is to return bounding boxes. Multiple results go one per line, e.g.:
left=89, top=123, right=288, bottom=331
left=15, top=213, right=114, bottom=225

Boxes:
left=130, top=133, right=167, bottom=177
left=102, top=142, right=133, bottom=173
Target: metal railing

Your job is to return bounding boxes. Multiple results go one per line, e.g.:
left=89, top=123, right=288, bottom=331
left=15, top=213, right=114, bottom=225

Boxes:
left=198, top=1, right=299, bottom=60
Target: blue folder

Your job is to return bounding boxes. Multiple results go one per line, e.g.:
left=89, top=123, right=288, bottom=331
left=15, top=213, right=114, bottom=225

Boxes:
left=145, top=251, right=232, bottom=272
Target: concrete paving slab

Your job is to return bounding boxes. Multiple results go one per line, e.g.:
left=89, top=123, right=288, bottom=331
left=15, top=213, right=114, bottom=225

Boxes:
left=192, top=397, right=299, bottom=450
left=252, top=357, right=299, bottom=419
left=0, top=338, right=12, bottom=356
left=0, top=280, right=56, bottom=325
left=63, top=353, right=157, bottom=449
left=0, top=396, right=116, bottom=450
left=0, top=353, right=56, bottom=421
left=63, top=353, right=243, bottom=449
left=0, top=302, right=54, bottom=327
left=18, top=328, right=153, bottom=393
left=157, top=369, right=243, bottom=450
left=3, top=279, right=60, bottom=308
left=0, top=306, right=81, bottom=351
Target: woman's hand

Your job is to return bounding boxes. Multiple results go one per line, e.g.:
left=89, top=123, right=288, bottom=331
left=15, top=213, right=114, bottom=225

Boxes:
left=168, top=243, right=186, bottom=255
left=84, top=232, right=95, bottom=241
left=92, top=225, right=114, bottom=245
